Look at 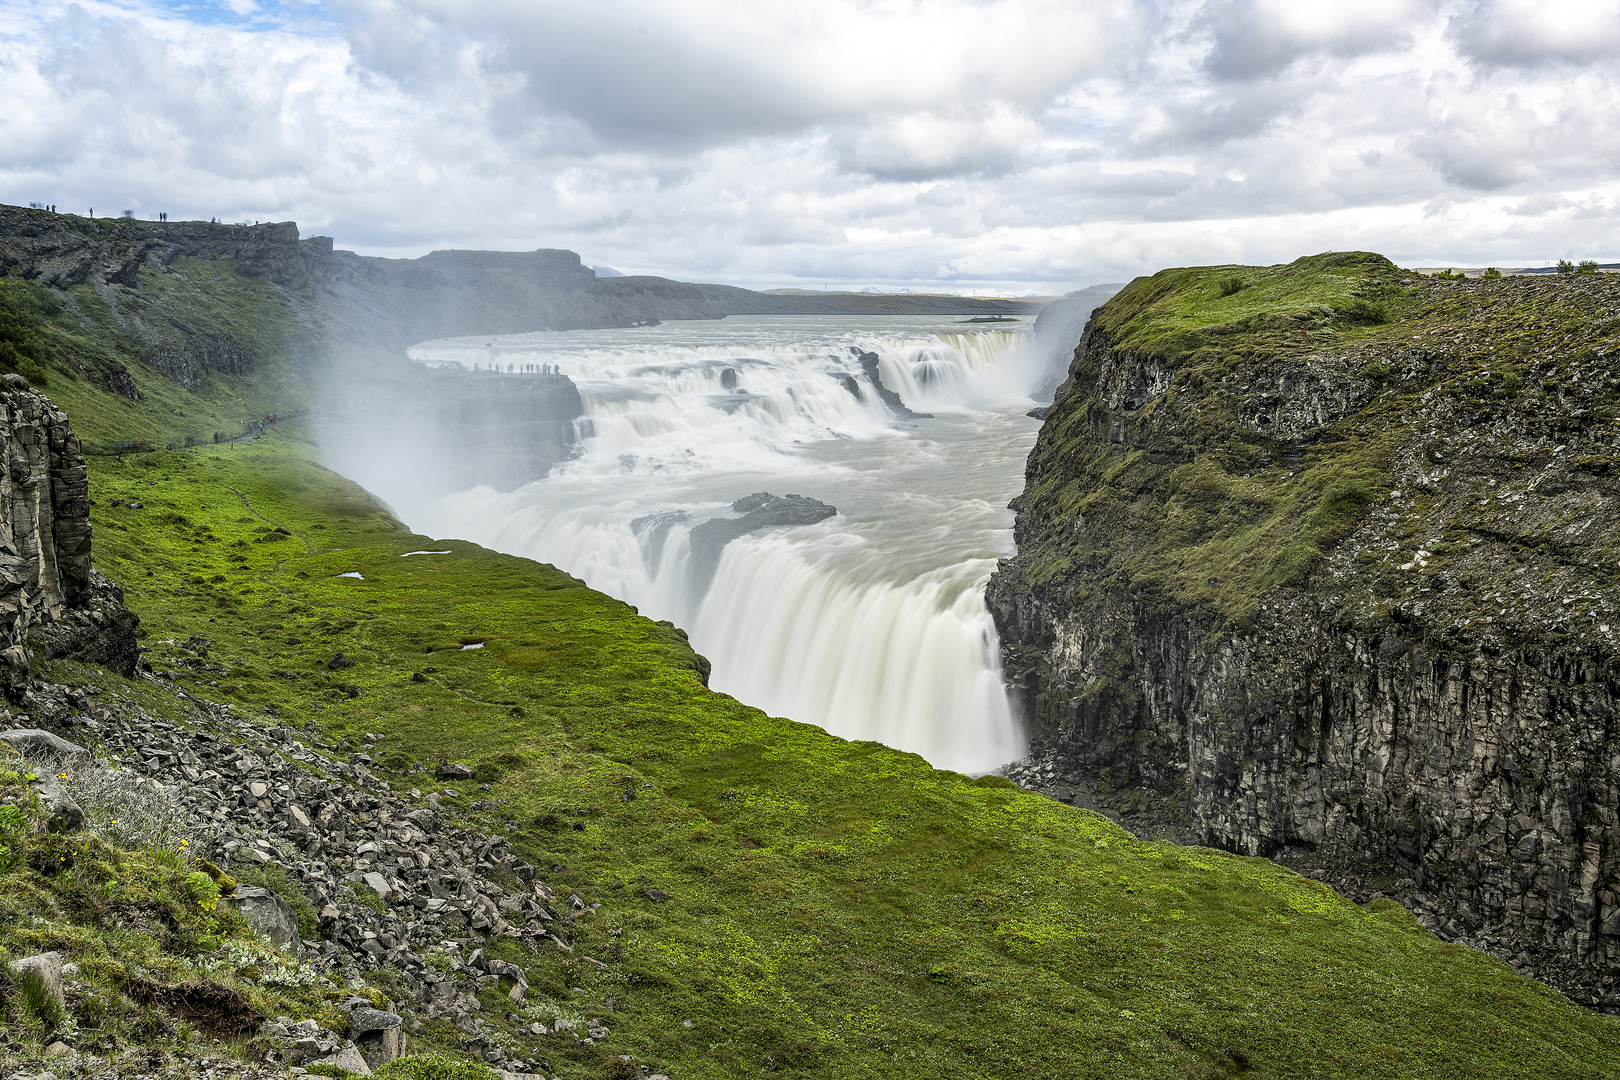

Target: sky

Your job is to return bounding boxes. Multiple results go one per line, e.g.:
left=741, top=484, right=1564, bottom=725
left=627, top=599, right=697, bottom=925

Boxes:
left=3, top=0, right=1619, bottom=293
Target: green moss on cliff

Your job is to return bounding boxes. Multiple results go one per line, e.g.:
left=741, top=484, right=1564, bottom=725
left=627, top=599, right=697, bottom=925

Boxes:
left=1091, top=251, right=1404, bottom=366
left=0, top=276, right=60, bottom=386
left=1012, top=255, right=1620, bottom=635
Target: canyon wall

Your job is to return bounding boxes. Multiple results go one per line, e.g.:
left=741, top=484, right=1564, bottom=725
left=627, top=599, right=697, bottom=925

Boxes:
left=988, top=254, right=1620, bottom=1004
left=0, top=373, right=91, bottom=627
left=0, top=374, right=136, bottom=684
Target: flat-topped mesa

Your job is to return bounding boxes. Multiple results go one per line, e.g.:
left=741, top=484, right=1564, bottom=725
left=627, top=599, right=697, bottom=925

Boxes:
left=0, top=207, right=317, bottom=291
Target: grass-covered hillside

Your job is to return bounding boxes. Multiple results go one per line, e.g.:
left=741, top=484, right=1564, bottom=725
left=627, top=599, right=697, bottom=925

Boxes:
left=56, top=427, right=1620, bottom=1078
left=0, top=264, right=314, bottom=449
left=1009, top=253, right=1620, bottom=639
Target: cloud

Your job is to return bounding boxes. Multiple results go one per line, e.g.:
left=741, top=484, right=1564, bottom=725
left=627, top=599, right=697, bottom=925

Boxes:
left=1449, top=0, right=1620, bottom=68
left=1197, top=0, right=1433, bottom=82
left=341, top=0, right=1135, bottom=149
left=1, top=0, right=1619, bottom=294
left=833, top=104, right=1044, bottom=179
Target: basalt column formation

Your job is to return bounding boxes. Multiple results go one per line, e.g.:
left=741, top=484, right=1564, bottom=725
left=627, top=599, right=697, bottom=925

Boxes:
left=988, top=254, right=1620, bottom=1005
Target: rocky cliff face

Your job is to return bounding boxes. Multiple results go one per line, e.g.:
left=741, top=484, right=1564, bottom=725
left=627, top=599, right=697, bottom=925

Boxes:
left=0, top=374, right=137, bottom=685
left=988, top=254, right=1620, bottom=1005
left=0, top=374, right=91, bottom=625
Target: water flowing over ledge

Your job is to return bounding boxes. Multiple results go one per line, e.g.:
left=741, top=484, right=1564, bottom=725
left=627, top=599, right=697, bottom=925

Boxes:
left=351, top=315, right=1050, bottom=774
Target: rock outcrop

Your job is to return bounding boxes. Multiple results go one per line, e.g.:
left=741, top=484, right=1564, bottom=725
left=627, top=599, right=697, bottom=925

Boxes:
left=989, top=255, right=1620, bottom=1007
left=0, top=379, right=139, bottom=693
left=0, top=377, right=99, bottom=665
left=852, top=350, right=931, bottom=420
left=687, top=492, right=838, bottom=592
left=26, top=570, right=141, bottom=678
left=146, top=331, right=258, bottom=390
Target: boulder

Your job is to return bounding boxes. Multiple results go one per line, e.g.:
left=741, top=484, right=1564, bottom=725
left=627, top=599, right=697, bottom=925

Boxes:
left=313, top=1046, right=372, bottom=1076
left=437, top=762, right=475, bottom=779
left=220, top=886, right=302, bottom=952
left=262, top=1017, right=341, bottom=1064
left=349, top=1006, right=406, bottom=1068
left=0, top=644, right=29, bottom=682
left=27, top=774, right=83, bottom=833
left=0, top=729, right=88, bottom=759
left=361, top=872, right=394, bottom=899
left=7, top=952, right=65, bottom=1009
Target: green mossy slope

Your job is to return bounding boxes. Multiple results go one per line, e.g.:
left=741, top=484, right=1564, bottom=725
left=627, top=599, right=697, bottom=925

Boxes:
left=0, top=261, right=312, bottom=449
left=76, top=430, right=1620, bottom=1079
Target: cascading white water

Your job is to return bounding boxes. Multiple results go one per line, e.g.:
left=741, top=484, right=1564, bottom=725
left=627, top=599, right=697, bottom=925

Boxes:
left=388, top=315, right=1046, bottom=774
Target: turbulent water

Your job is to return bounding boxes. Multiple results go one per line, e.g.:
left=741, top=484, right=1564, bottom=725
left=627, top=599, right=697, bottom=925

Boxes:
left=400, top=315, right=1052, bottom=774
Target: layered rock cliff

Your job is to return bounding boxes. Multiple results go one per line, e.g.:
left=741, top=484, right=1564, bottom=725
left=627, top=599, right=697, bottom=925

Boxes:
left=0, top=373, right=91, bottom=623
left=987, top=254, right=1620, bottom=1005
left=0, top=374, right=136, bottom=685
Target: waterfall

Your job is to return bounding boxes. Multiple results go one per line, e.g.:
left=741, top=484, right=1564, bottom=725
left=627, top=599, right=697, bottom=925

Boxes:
left=398, top=316, right=1037, bottom=774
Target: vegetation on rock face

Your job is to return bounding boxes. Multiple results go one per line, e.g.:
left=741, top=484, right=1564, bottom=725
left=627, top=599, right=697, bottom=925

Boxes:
left=48, top=428, right=1620, bottom=1078
left=988, top=254, right=1620, bottom=1005
left=1009, top=253, right=1620, bottom=637
left=0, top=276, right=58, bottom=387
left=0, top=750, right=333, bottom=1062
left=0, top=258, right=314, bottom=450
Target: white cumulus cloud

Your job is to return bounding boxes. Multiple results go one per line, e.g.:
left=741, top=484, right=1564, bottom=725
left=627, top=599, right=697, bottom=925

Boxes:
left=0, top=0, right=1617, bottom=291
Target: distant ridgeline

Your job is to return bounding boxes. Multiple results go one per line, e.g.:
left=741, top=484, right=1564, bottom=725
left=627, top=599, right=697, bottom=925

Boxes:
left=0, top=204, right=1028, bottom=488
left=990, top=252, right=1620, bottom=1006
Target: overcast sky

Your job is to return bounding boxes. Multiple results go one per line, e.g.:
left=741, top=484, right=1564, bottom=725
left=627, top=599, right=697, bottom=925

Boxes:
left=3, top=0, right=1619, bottom=292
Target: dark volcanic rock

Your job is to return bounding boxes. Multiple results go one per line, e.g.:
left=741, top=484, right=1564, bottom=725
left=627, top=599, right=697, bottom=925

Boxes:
left=0, top=380, right=130, bottom=695
left=146, top=331, right=257, bottom=390
left=687, top=493, right=837, bottom=592
left=29, top=570, right=141, bottom=678
left=988, top=261, right=1620, bottom=1006
left=853, top=350, right=931, bottom=420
